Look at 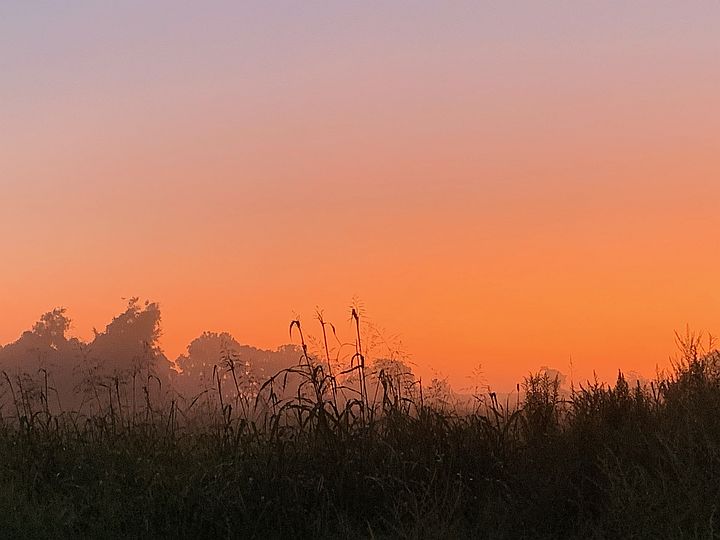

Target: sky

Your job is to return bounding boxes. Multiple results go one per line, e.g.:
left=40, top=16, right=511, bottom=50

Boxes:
left=1, top=2, right=719, bottom=390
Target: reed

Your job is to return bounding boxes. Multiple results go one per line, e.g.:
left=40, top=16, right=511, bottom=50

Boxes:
left=0, top=320, right=719, bottom=538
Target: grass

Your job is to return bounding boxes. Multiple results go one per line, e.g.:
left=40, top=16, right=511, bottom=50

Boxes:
left=1, top=319, right=720, bottom=538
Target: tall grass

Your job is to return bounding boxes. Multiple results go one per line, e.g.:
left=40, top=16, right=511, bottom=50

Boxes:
left=1, top=319, right=720, bottom=538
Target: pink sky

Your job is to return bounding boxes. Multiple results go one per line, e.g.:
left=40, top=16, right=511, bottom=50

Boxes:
left=2, top=2, right=719, bottom=389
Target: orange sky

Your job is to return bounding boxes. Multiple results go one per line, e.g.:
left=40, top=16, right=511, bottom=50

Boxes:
left=1, top=3, right=719, bottom=390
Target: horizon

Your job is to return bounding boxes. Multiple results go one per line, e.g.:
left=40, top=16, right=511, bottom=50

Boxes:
left=3, top=2, right=719, bottom=392
left=0, top=298, right=699, bottom=392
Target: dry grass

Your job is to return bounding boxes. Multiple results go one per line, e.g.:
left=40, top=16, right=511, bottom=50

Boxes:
left=1, top=321, right=720, bottom=538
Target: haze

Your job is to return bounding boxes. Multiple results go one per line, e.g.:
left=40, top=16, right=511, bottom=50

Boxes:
left=2, top=2, right=719, bottom=390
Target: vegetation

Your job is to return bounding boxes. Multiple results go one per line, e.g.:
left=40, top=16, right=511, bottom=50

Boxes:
left=1, top=311, right=720, bottom=538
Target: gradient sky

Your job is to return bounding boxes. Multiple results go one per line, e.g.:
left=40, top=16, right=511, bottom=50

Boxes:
left=2, top=2, right=719, bottom=390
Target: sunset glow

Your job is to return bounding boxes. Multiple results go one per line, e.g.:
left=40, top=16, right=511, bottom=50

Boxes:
left=2, top=2, right=719, bottom=390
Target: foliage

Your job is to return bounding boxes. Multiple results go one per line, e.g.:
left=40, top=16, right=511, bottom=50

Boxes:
left=1, top=315, right=720, bottom=538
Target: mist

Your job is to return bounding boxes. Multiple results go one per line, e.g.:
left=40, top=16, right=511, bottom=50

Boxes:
left=0, top=299, right=450, bottom=418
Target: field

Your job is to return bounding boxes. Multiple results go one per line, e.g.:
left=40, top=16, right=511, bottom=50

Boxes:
left=1, top=323, right=719, bottom=540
